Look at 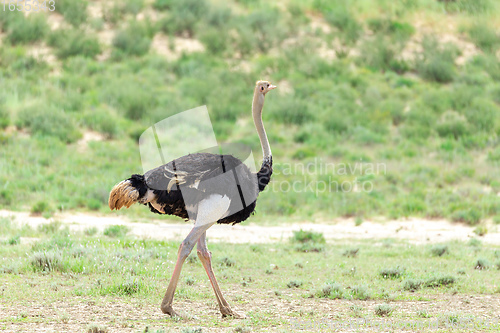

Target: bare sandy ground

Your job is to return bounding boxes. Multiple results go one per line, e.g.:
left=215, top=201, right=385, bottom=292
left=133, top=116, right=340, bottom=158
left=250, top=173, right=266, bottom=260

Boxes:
left=1, top=210, right=498, bottom=245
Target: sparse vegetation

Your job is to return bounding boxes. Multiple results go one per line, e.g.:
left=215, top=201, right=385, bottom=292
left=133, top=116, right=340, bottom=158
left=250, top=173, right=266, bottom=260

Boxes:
left=374, top=304, right=393, bottom=317
left=103, top=225, right=130, bottom=238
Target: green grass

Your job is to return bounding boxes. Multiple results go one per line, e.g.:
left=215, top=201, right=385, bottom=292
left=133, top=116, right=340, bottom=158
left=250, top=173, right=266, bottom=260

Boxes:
left=1, top=224, right=500, bottom=331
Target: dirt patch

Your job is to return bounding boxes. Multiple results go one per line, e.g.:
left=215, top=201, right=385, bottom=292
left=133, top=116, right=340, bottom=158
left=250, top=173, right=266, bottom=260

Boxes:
left=76, top=131, right=105, bottom=152
left=1, top=293, right=499, bottom=332
left=151, top=33, right=205, bottom=61
left=1, top=210, right=498, bottom=245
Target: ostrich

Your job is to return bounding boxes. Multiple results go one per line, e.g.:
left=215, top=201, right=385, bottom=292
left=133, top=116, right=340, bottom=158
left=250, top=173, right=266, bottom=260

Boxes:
left=108, top=81, right=276, bottom=318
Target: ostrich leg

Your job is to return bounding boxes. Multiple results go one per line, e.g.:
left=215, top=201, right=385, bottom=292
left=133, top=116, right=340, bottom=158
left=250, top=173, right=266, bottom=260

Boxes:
left=197, top=232, right=246, bottom=318
left=160, top=223, right=213, bottom=317
left=160, top=194, right=231, bottom=317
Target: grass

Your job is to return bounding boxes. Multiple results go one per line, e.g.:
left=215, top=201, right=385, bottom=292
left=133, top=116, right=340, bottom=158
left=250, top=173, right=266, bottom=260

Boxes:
left=1, top=223, right=500, bottom=331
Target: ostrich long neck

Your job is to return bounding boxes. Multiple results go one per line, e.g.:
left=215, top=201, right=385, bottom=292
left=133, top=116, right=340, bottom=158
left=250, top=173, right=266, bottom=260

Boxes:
left=252, top=89, right=272, bottom=162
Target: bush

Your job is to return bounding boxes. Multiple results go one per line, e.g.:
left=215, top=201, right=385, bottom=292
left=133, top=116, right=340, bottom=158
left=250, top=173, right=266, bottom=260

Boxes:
left=416, top=36, right=459, bottom=83
left=287, top=280, right=303, bottom=288
left=30, top=251, right=62, bottom=272
left=403, top=279, right=423, bottom=291
left=436, top=111, right=469, bottom=139
left=112, top=21, right=156, bottom=57
left=466, top=23, right=499, bottom=53
left=17, top=104, right=82, bottom=143
left=464, top=99, right=499, bottom=133
left=380, top=266, right=405, bottom=279
left=103, top=225, right=130, bottom=238
left=473, top=225, right=488, bottom=236
left=430, top=244, right=448, bottom=257
left=159, top=0, right=208, bottom=37
left=323, top=4, right=361, bottom=45
left=374, top=304, right=393, bottom=317
left=317, top=282, right=343, bottom=299
left=218, top=257, right=235, bottom=267
left=291, top=229, right=325, bottom=244
left=6, top=14, right=48, bottom=44
left=424, top=275, right=456, bottom=288
left=31, top=201, right=54, bottom=216
left=349, top=285, right=370, bottom=300
left=82, top=107, right=119, bottom=139
left=446, top=0, right=492, bottom=14
left=451, top=208, right=481, bottom=225
left=0, top=106, right=9, bottom=129
left=358, top=36, right=408, bottom=73
left=38, top=221, right=61, bottom=234
left=269, top=98, right=313, bottom=125
left=55, top=0, right=88, bottom=27
left=153, top=0, right=172, bottom=11
left=48, top=29, right=101, bottom=59
left=474, top=258, right=489, bottom=270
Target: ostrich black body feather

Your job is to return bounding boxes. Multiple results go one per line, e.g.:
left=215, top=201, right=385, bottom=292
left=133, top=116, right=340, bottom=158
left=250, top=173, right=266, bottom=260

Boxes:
left=126, top=153, right=272, bottom=225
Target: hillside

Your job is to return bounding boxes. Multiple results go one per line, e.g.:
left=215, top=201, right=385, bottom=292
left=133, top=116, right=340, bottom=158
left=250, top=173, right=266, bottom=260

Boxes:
left=0, top=0, right=500, bottom=227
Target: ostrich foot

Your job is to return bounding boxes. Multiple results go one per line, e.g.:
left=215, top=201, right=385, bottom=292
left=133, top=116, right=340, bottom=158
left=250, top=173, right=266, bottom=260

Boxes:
left=221, top=307, right=247, bottom=319
left=161, top=305, right=182, bottom=318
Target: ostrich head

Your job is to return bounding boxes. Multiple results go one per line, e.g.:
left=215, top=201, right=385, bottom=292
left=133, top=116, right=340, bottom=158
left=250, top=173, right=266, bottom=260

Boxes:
left=255, top=80, right=277, bottom=95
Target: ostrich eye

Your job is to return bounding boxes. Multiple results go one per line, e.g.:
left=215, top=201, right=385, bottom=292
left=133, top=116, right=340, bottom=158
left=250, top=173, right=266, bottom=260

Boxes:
left=261, top=86, right=264, bottom=91
left=267, top=84, right=269, bottom=87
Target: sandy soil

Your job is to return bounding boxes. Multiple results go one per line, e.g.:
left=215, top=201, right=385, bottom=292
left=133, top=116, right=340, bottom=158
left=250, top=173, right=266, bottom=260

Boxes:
left=1, top=292, right=499, bottom=332
left=1, top=210, right=498, bottom=245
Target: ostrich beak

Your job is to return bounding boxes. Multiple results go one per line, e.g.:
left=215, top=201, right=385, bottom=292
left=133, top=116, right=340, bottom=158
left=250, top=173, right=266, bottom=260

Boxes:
left=268, top=84, right=277, bottom=90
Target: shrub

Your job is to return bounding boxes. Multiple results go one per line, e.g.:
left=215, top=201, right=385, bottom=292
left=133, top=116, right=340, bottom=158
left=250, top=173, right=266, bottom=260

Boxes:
left=342, top=248, right=359, bottom=258
left=158, top=0, right=208, bottom=37
left=38, top=221, right=62, bottom=234
left=218, top=257, right=235, bottom=267
left=55, top=0, right=88, bottom=27
left=291, top=229, right=325, bottom=243
left=436, top=111, right=469, bottom=139
left=6, top=14, right=48, bottom=44
left=17, top=104, right=82, bottom=143
left=7, top=235, right=20, bottom=245
left=323, top=4, right=361, bottom=45
left=430, top=244, right=448, bottom=257
left=374, top=304, right=393, bottom=317
left=317, top=282, right=343, bottom=299
left=48, top=29, right=101, bottom=59
left=451, top=208, right=481, bottom=225
left=0, top=106, right=10, bottom=129
left=116, top=280, right=142, bottom=295
left=403, top=279, right=423, bottom=291
left=103, top=225, right=130, bottom=238
left=473, top=225, right=488, bottom=236
left=30, top=251, right=62, bottom=272
left=153, top=0, right=172, bottom=11
left=424, top=275, right=456, bottom=287
left=31, top=201, right=54, bottom=216
left=474, top=258, right=489, bottom=270
left=112, top=21, right=156, bottom=57
left=358, top=36, right=408, bottom=73
left=416, top=36, right=459, bottom=83
left=349, top=285, right=370, bottom=300
left=464, top=99, right=499, bottom=133
left=446, top=0, right=492, bottom=14
left=287, top=280, right=303, bottom=288
left=84, top=227, right=98, bottom=236
left=82, top=107, right=119, bottom=139
left=380, top=266, right=405, bottom=279
left=466, top=23, right=499, bottom=53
